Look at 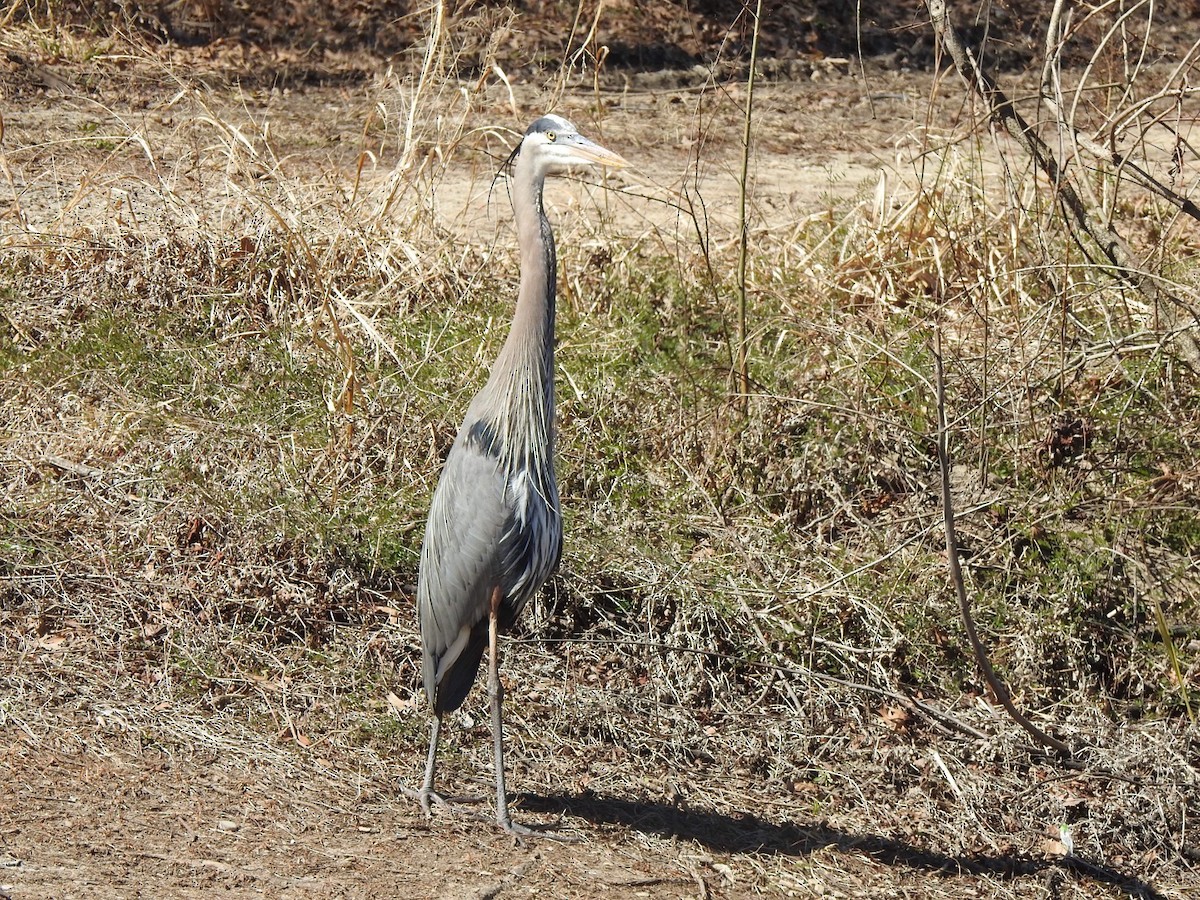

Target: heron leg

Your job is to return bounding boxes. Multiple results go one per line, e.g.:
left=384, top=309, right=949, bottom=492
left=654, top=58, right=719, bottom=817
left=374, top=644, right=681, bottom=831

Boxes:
left=404, top=708, right=489, bottom=814
left=487, top=586, right=515, bottom=831
left=418, top=711, right=442, bottom=818
left=482, top=588, right=578, bottom=843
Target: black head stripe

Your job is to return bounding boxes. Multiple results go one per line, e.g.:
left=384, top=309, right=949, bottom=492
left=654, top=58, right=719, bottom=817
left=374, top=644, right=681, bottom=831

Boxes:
left=526, top=115, right=574, bottom=136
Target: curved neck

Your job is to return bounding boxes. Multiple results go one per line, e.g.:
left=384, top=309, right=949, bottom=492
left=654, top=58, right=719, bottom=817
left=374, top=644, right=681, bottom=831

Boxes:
left=479, top=162, right=556, bottom=463
left=507, top=167, right=556, bottom=384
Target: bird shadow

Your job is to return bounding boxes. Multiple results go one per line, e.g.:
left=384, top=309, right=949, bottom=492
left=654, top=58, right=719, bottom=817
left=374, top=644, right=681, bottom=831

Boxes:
left=516, top=791, right=1165, bottom=899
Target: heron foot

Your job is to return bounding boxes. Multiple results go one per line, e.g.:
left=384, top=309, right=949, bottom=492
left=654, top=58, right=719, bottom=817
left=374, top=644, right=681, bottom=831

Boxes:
left=419, top=788, right=442, bottom=818
left=400, top=782, right=575, bottom=840
left=498, top=815, right=581, bottom=844
left=399, top=783, right=486, bottom=820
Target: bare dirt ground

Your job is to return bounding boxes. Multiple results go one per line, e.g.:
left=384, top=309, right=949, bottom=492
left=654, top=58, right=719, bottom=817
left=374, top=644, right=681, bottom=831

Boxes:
left=2, top=16, right=1199, bottom=900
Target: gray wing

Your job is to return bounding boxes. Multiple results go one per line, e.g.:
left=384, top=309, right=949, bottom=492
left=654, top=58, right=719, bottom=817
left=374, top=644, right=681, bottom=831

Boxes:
left=417, top=424, right=510, bottom=714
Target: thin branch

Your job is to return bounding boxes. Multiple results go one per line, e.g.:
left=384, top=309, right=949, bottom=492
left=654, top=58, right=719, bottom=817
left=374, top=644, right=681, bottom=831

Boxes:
left=521, top=633, right=990, bottom=742
left=933, top=329, right=1074, bottom=758
left=734, top=0, right=763, bottom=413
left=1045, top=94, right=1200, bottom=223
left=923, top=0, right=1200, bottom=368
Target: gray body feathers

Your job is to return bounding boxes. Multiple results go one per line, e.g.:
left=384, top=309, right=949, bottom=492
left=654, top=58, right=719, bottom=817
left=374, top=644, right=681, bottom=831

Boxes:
left=417, top=404, right=562, bottom=714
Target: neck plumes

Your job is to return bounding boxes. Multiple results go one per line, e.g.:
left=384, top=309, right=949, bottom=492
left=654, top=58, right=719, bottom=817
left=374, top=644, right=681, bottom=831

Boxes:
left=480, top=162, right=556, bottom=468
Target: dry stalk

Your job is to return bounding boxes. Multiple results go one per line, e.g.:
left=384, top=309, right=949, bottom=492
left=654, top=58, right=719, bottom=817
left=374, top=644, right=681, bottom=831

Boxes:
left=932, top=328, right=1072, bottom=758
left=734, top=0, right=763, bottom=414
left=397, top=0, right=445, bottom=177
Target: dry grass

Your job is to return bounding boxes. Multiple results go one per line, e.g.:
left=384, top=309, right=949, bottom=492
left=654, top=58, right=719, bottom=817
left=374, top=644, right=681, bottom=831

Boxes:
left=2, top=5, right=1200, bottom=897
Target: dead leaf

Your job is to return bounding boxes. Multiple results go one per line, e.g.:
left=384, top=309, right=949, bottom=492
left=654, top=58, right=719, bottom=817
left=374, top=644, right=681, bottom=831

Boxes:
left=248, top=673, right=283, bottom=691
left=879, top=704, right=911, bottom=733
left=1041, top=837, right=1068, bottom=857
left=142, top=622, right=167, bottom=639
left=387, top=691, right=417, bottom=713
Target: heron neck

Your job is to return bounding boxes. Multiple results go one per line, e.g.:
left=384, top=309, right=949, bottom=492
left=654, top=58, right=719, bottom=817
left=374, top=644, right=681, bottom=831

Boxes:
left=482, top=170, right=556, bottom=461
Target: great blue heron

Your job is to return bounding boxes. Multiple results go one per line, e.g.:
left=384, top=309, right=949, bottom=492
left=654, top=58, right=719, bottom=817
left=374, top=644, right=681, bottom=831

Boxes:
left=412, top=115, right=627, bottom=835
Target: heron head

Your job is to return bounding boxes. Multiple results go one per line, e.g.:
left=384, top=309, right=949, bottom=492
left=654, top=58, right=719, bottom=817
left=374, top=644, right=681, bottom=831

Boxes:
left=517, top=114, right=628, bottom=177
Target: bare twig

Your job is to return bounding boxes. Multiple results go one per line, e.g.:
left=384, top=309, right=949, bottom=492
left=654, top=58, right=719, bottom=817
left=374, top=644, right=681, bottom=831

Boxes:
left=924, top=0, right=1200, bottom=368
left=932, top=329, right=1073, bottom=757
left=397, top=0, right=445, bottom=177
left=523, top=634, right=991, bottom=743
left=39, top=454, right=103, bottom=478
left=734, top=0, right=763, bottom=413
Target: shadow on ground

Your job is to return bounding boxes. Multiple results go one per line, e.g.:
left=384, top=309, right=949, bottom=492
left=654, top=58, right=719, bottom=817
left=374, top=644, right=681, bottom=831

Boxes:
left=518, top=791, right=1166, bottom=899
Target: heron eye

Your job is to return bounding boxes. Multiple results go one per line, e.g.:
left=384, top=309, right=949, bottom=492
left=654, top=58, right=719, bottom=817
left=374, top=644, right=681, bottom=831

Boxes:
left=546, top=131, right=557, bottom=143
